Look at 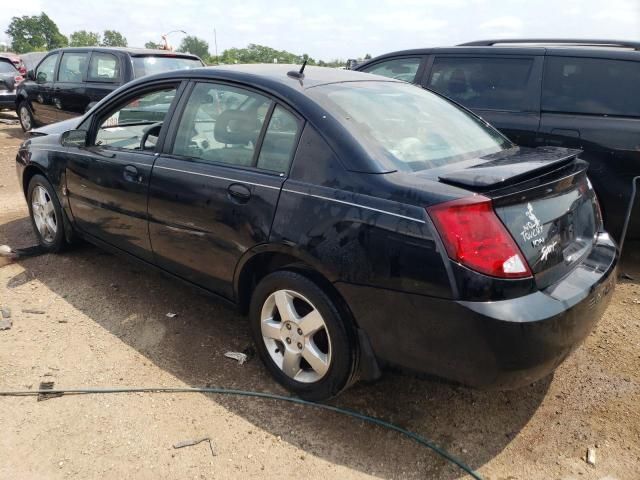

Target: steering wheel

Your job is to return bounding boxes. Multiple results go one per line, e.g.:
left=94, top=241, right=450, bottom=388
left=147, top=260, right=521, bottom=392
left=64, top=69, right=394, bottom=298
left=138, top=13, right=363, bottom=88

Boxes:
left=140, top=122, right=164, bottom=151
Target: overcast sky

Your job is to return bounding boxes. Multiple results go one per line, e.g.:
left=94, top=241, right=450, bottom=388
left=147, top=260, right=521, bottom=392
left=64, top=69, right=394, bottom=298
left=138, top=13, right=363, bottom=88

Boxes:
left=1, top=0, right=639, bottom=59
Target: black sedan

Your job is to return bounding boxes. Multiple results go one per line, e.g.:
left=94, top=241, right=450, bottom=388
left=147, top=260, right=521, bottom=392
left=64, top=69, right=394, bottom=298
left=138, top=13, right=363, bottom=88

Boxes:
left=16, top=65, right=617, bottom=400
left=0, top=57, right=22, bottom=110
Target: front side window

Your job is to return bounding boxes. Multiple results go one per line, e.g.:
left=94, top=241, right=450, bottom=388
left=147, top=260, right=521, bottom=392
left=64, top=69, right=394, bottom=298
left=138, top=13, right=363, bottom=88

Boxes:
left=307, top=81, right=512, bottom=172
left=88, top=52, right=120, bottom=82
left=95, top=87, right=177, bottom=150
left=172, top=83, right=271, bottom=168
left=57, top=52, right=90, bottom=82
left=361, top=57, right=421, bottom=82
left=427, top=57, right=534, bottom=112
left=542, top=56, right=640, bottom=117
left=36, top=54, right=59, bottom=83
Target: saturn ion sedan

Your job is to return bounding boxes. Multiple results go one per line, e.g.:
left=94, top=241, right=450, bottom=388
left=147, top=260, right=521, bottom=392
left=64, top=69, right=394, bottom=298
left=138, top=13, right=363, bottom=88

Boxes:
left=16, top=65, right=617, bottom=400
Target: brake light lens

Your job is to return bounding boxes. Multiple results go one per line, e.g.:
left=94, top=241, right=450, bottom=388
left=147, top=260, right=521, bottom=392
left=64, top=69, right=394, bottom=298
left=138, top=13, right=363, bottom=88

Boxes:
left=427, top=196, right=532, bottom=279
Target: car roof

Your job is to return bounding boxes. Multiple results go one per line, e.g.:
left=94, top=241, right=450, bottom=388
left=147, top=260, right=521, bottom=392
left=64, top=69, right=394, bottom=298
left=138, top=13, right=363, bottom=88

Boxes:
left=47, top=46, right=201, bottom=59
left=144, top=63, right=402, bottom=89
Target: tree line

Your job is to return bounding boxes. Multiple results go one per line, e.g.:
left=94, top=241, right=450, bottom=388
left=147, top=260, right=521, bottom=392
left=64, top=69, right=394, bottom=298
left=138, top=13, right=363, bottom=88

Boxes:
left=4, top=12, right=366, bottom=67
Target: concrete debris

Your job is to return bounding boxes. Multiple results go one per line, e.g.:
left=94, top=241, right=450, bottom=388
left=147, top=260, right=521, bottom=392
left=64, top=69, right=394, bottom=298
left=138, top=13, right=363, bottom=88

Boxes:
left=0, top=318, right=12, bottom=330
left=224, top=351, right=248, bottom=364
left=586, top=447, right=596, bottom=466
left=1, top=306, right=10, bottom=318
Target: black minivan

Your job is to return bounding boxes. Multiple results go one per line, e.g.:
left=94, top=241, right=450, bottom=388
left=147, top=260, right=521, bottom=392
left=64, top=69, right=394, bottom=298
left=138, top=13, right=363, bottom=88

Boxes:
left=15, top=47, right=203, bottom=131
left=356, top=39, right=640, bottom=241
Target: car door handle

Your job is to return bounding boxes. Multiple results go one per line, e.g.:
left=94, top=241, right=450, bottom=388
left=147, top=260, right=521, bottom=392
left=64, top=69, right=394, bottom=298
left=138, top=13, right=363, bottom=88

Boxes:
left=227, top=183, right=251, bottom=203
left=123, top=165, right=141, bottom=183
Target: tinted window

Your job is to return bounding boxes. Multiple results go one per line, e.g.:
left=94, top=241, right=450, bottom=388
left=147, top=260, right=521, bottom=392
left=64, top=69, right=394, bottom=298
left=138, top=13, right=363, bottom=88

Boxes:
left=361, top=57, right=421, bottom=82
left=428, top=57, right=534, bottom=111
left=36, top=54, right=59, bottom=82
left=256, top=106, right=300, bottom=173
left=88, top=52, right=120, bottom=82
left=57, top=52, right=89, bottom=82
left=0, top=60, right=16, bottom=74
left=95, top=87, right=177, bottom=150
left=307, top=81, right=511, bottom=172
left=132, top=56, right=202, bottom=78
left=542, top=56, right=640, bottom=117
left=173, top=83, right=271, bottom=168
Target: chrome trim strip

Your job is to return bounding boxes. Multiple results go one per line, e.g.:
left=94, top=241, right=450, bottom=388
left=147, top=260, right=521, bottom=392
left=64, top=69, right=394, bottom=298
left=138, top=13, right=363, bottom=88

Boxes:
left=282, top=189, right=426, bottom=224
left=154, top=165, right=282, bottom=190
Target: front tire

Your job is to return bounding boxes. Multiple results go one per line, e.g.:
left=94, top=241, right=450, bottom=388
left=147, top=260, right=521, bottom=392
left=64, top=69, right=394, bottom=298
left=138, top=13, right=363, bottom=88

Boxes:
left=250, top=270, right=358, bottom=401
left=27, top=175, right=66, bottom=252
left=18, top=101, right=35, bottom=131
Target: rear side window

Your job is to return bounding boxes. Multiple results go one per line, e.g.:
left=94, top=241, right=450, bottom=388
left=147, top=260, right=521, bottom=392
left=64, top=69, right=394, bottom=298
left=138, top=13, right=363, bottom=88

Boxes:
left=35, top=54, right=59, bottom=83
left=428, top=57, right=534, bottom=112
left=57, top=52, right=90, bottom=82
left=256, top=105, right=300, bottom=173
left=172, top=82, right=271, bottom=168
left=360, top=57, right=422, bottom=82
left=88, top=52, right=120, bottom=82
left=132, top=56, right=202, bottom=78
left=542, top=56, right=640, bottom=117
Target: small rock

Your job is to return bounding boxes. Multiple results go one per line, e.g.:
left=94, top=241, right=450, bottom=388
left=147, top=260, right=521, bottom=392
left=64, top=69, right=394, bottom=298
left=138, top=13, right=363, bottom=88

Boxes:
left=586, top=447, right=596, bottom=466
left=1, top=306, right=10, bottom=319
left=23, top=309, right=46, bottom=315
left=0, top=318, right=12, bottom=330
left=166, top=312, right=177, bottom=318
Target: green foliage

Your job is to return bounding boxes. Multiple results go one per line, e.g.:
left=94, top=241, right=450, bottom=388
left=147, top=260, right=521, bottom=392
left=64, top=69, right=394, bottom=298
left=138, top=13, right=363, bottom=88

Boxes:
left=145, top=41, right=161, bottom=50
left=5, top=12, right=68, bottom=53
left=101, top=30, right=128, bottom=47
left=178, top=36, right=209, bottom=61
left=70, top=30, right=101, bottom=47
left=219, top=44, right=311, bottom=65
left=364, top=53, right=372, bottom=60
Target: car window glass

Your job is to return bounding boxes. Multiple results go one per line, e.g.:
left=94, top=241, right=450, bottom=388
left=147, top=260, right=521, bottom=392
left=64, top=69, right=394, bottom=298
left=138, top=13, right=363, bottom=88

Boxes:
left=0, top=61, right=16, bottom=74
left=361, top=57, right=421, bottom=82
left=172, top=82, right=271, bottom=168
left=95, top=87, right=177, bottom=150
left=132, top=56, right=202, bottom=78
left=36, top=54, right=58, bottom=82
left=88, top=53, right=120, bottom=82
left=256, top=106, right=300, bottom=173
left=428, top=57, right=534, bottom=111
left=58, top=52, right=90, bottom=82
left=542, top=56, right=640, bottom=117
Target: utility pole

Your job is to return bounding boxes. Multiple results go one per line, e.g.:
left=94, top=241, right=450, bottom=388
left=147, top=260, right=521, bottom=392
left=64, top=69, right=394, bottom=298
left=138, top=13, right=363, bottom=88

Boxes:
left=213, top=27, right=219, bottom=64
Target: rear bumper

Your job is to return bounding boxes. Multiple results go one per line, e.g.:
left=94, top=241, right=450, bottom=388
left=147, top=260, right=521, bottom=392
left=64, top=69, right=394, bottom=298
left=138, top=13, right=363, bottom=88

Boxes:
left=337, top=233, right=618, bottom=389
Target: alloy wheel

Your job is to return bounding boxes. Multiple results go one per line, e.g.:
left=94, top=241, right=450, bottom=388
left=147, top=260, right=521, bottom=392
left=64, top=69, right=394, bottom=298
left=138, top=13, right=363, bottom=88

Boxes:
left=20, top=105, right=32, bottom=131
left=260, top=289, right=332, bottom=383
left=31, top=185, right=57, bottom=243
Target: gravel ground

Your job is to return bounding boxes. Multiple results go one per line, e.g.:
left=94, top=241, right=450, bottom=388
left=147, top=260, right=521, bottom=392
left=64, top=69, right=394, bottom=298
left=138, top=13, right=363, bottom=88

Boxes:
left=1, top=112, right=639, bottom=480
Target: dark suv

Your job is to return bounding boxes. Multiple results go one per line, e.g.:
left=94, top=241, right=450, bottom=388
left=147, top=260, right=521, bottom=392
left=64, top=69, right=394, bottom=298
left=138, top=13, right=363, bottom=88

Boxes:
left=15, top=47, right=203, bottom=131
left=356, top=39, right=640, bottom=240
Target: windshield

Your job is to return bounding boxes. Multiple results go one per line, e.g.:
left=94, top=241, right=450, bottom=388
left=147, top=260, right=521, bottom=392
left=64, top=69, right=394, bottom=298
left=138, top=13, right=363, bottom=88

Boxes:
left=132, top=56, right=202, bottom=78
left=0, top=61, right=16, bottom=74
left=307, top=81, right=512, bottom=172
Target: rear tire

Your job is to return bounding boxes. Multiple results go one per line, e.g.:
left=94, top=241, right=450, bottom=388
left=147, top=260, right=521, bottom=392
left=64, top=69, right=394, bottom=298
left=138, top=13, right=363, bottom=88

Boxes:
left=249, top=270, right=358, bottom=401
left=18, top=101, right=35, bottom=131
left=27, top=175, right=66, bottom=253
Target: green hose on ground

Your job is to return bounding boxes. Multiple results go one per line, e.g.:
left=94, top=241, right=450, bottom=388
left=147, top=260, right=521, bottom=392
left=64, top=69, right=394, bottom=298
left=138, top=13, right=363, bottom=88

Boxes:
left=0, top=386, right=483, bottom=479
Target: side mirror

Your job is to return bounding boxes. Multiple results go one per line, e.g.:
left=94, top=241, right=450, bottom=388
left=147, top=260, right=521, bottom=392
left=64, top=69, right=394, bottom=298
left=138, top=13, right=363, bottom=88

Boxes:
left=61, top=129, right=87, bottom=148
left=36, top=71, right=47, bottom=83
left=27, top=69, right=35, bottom=81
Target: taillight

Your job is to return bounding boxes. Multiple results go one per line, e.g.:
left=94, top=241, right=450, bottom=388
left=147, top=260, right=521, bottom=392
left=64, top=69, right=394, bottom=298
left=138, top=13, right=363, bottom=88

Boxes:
left=427, top=196, right=532, bottom=279
left=14, top=75, right=23, bottom=85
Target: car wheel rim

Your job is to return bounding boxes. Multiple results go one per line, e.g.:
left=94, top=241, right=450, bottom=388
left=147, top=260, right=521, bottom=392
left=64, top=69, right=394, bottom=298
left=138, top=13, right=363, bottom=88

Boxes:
left=20, top=106, right=31, bottom=130
left=260, top=289, right=332, bottom=383
left=31, top=185, right=57, bottom=243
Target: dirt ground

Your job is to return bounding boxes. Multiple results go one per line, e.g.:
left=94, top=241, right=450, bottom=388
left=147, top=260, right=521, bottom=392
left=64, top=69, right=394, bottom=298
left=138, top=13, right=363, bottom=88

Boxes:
left=0, top=111, right=638, bottom=480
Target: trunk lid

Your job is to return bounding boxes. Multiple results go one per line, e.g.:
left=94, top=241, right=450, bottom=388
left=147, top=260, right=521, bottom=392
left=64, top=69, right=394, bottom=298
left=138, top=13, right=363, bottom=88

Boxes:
left=426, top=146, right=603, bottom=288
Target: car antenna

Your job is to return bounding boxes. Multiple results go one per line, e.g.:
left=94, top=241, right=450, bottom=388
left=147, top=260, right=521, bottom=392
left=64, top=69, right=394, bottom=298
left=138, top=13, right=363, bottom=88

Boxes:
left=287, top=60, right=307, bottom=79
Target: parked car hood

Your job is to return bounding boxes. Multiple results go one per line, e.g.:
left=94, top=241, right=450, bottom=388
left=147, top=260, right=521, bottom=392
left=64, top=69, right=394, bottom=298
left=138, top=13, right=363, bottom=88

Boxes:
left=30, top=117, right=83, bottom=137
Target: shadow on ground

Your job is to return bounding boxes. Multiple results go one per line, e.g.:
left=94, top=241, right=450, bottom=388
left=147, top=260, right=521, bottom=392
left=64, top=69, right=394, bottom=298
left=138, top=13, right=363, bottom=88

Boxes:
left=2, top=215, right=599, bottom=479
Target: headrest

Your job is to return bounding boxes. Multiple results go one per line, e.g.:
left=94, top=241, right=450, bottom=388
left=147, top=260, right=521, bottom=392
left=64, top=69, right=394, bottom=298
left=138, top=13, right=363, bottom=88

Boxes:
left=214, top=110, right=259, bottom=145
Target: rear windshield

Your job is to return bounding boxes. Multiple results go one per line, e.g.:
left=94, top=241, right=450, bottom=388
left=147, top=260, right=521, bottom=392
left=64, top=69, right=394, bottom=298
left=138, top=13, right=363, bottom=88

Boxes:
left=0, top=61, right=16, bottom=74
left=132, top=55, right=202, bottom=78
left=307, top=81, right=511, bottom=172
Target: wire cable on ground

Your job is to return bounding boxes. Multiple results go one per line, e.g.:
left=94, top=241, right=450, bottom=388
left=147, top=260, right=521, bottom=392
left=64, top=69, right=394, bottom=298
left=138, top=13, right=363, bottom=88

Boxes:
left=0, top=386, right=482, bottom=480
